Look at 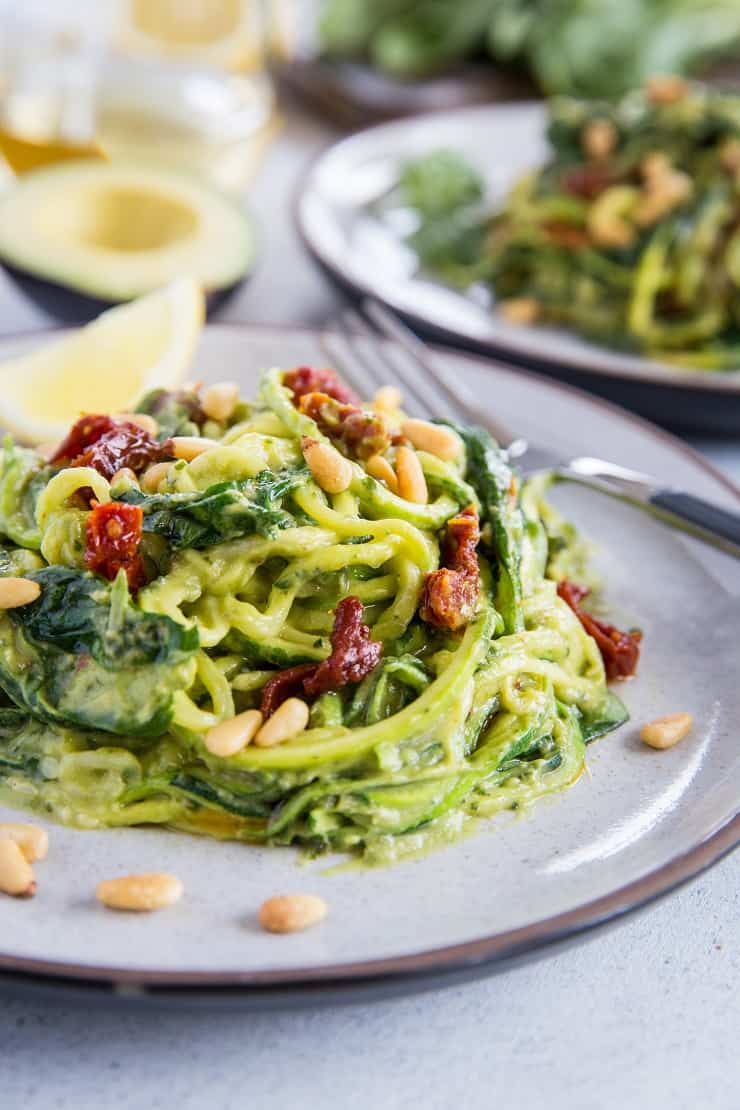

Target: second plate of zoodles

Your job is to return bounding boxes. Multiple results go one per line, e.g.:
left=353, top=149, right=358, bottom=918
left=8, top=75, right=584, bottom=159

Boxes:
left=395, top=79, right=740, bottom=371
left=0, top=365, right=641, bottom=866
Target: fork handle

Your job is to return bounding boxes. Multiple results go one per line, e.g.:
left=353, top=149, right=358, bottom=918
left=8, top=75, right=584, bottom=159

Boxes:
left=557, top=460, right=740, bottom=559
left=647, top=490, right=740, bottom=558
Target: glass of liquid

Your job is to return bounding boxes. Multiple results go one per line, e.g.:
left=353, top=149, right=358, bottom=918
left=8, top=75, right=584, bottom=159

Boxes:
left=0, top=0, right=283, bottom=192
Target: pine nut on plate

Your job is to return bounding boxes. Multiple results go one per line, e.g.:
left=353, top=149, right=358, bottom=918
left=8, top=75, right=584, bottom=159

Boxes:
left=201, top=381, right=239, bottom=423
left=110, top=467, right=139, bottom=489
left=401, top=419, right=462, bottom=461
left=301, top=436, right=352, bottom=494
left=646, top=74, right=689, bottom=105
left=0, top=822, right=48, bottom=862
left=205, top=709, right=263, bottom=757
left=0, top=577, right=41, bottom=609
left=141, top=461, right=173, bottom=492
left=0, top=837, right=36, bottom=897
left=640, top=713, right=693, bottom=750
left=259, top=894, right=328, bottom=934
left=168, top=436, right=219, bottom=461
left=498, top=297, right=540, bottom=325
left=395, top=445, right=428, bottom=504
left=96, top=873, right=184, bottom=912
left=582, top=119, right=617, bottom=160
left=366, top=453, right=399, bottom=493
left=254, top=698, right=310, bottom=747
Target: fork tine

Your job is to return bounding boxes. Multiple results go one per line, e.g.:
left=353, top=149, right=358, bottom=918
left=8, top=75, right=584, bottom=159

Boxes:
left=339, top=308, right=431, bottom=418
left=319, top=325, right=378, bottom=401
left=362, top=298, right=516, bottom=446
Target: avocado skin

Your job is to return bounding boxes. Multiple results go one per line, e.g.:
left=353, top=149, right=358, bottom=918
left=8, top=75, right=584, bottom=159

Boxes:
left=1, top=261, right=250, bottom=324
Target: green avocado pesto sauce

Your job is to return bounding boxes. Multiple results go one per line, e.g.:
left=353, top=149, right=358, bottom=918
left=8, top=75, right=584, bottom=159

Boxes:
left=0, top=371, right=630, bottom=866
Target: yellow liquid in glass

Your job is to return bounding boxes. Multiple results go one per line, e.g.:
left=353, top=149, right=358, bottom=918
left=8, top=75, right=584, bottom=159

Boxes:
left=0, top=1, right=280, bottom=191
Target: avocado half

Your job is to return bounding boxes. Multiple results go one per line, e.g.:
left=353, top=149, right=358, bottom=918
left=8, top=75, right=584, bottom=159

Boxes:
left=0, top=161, right=255, bottom=303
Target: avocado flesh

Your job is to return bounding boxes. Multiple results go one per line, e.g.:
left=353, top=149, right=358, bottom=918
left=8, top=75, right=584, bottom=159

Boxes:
left=0, top=161, right=254, bottom=301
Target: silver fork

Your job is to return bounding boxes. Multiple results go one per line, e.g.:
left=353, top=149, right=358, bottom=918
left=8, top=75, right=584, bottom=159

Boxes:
left=321, top=298, right=740, bottom=560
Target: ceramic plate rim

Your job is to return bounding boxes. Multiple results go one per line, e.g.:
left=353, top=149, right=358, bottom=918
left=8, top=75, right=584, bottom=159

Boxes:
left=295, top=101, right=740, bottom=396
left=0, top=322, right=736, bottom=999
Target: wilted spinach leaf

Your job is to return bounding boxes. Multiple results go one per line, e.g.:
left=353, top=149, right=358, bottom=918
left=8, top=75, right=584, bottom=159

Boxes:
left=135, top=388, right=204, bottom=438
left=0, top=566, right=198, bottom=739
left=117, top=466, right=309, bottom=549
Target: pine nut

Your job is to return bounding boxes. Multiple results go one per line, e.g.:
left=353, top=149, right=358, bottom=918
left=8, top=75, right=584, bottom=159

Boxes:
left=0, top=838, right=36, bottom=897
left=582, top=119, right=617, bottom=160
left=366, top=453, right=399, bottom=493
left=373, top=385, right=402, bottom=414
left=640, top=712, right=693, bottom=750
left=259, top=893, right=328, bottom=934
left=36, top=440, right=58, bottom=461
left=641, top=152, right=671, bottom=182
left=110, top=467, right=139, bottom=489
left=498, top=297, right=540, bottom=325
left=117, top=412, right=159, bottom=437
left=201, top=381, right=239, bottom=423
left=141, top=461, right=173, bottom=492
left=96, top=873, right=183, bottom=912
left=401, top=419, right=462, bottom=461
left=0, top=577, right=41, bottom=609
left=646, top=74, right=689, bottom=105
left=205, top=709, right=263, bottom=757
left=719, top=137, right=740, bottom=173
left=254, top=697, right=310, bottom=747
left=301, top=436, right=352, bottom=495
left=395, top=446, right=428, bottom=504
left=634, top=170, right=692, bottom=227
left=0, top=822, right=48, bottom=862
left=168, top=436, right=219, bottom=461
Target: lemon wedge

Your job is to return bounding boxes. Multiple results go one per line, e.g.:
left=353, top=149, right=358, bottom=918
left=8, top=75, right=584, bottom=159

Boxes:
left=0, top=278, right=204, bottom=444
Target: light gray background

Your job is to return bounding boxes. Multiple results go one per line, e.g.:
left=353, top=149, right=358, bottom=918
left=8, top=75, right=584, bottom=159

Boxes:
left=0, top=107, right=737, bottom=1110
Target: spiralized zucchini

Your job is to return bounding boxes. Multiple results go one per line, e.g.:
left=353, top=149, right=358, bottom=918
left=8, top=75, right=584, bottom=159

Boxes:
left=397, top=81, right=740, bottom=370
left=0, top=368, right=629, bottom=865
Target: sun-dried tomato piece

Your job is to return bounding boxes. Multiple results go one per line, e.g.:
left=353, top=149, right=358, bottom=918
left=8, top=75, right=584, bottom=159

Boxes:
left=560, top=164, right=619, bottom=199
left=259, top=597, right=381, bottom=717
left=557, top=579, right=641, bottom=680
left=299, top=392, right=393, bottom=459
left=542, top=221, right=591, bottom=249
left=284, top=366, right=358, bottom=406
left=51, top=414, right=117, bottom=464
left=305, top=596, right=382, bottom=697
left=53, top=414, right=164, bottom=480
left=84, top=501, right=146, bottom=590
left=260, top=663, right=318, bottom=719
left=420, top=506, right=481, bottom=632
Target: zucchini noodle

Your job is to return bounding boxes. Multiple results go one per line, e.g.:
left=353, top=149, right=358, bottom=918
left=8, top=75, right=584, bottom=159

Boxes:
left=0, top=368, right=630, bottom=865
left=396, top=82, right=740, bottom=370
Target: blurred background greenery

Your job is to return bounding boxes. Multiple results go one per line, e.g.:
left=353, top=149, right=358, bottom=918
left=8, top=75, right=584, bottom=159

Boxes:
left=316, top=0, right=740, bottom=99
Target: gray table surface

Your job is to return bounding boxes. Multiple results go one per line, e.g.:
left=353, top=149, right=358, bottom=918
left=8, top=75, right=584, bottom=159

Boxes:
left=0, top=107, right=737, bottom=1110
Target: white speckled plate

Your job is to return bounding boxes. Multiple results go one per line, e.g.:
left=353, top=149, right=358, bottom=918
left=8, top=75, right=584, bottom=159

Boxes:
left=0, top=324, right=737, bottom=1007
left=296, top=103, right=740, bottom=433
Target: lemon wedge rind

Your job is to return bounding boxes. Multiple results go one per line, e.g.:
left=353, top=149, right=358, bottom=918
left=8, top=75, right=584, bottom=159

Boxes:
left=0, top=278, right=204, bottom=445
